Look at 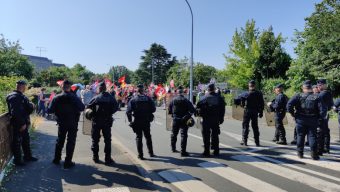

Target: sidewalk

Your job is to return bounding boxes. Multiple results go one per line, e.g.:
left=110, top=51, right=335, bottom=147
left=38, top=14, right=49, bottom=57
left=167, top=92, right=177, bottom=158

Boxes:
left=2, top=118, right=167, bottom=192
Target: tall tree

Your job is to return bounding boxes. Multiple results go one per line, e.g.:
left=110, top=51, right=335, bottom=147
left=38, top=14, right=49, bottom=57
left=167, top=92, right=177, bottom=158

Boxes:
left=108, top=65, right=134, bottom=84
left=0, top=34, right=34, bottom=79
left=135, top=43, right=177, bottom=84
left=287, top=0, right=340, bottom=95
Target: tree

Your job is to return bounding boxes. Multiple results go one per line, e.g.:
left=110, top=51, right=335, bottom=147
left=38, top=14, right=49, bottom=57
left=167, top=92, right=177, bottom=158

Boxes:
left=36, top=67, right=71, bottom=86
left=69, top=63, right=95, bottom=85
left=222, top=20, right=259, bottom=89
left=167, top=59, right=217, bottom=87
left=222, top=20, right=291, bottom=89
left=108, top=65, right=134, bottom=84
left=135, top=43, right=177, bottom=84
left=0, top=34, right=34, bottom=79
left=287, top=0, right=340, bottom=95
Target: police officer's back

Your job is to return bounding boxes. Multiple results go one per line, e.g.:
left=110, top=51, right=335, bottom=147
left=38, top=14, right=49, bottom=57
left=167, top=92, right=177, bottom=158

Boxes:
left=168, top=86, right=195, bottom=156
left=287, top=80, right=326, bottom=160
left=87, top=82, right=118, bottom=164
left=6, top=80, right=37, bottom=166
left=48, top=80, right=85, bottom=169
left=235, top=80, right=264, bottom=146
left=126, top=84, right=156, bottom=160
left=197, top=83, right=225, bottom=157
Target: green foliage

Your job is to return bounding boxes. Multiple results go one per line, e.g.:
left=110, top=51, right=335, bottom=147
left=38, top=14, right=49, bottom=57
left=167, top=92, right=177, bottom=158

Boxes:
left=222, top=93, right=234, bottom=106
left=0, top=76, right=23, bottom=113
left=261, top=78, right=285, bottom=95
left=287, top=0, right=340, bottom=95
left=135, top=43, right=177, bottom=84
left=166, top=59, right=217, bottom=87
left=222, top=20, right=291, bottom=89
left=0, top=35, right=34, bottom=79
left=108, top=65, right=134, bottom=84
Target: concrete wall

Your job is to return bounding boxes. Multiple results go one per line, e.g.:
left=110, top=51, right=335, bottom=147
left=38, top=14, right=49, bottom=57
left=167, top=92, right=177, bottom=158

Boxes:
left=0, top=113, right=12, bottom=172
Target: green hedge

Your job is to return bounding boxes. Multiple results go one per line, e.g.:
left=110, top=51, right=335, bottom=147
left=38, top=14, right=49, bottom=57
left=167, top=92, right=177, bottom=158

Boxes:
left=0, top=76, right=24, bottom=113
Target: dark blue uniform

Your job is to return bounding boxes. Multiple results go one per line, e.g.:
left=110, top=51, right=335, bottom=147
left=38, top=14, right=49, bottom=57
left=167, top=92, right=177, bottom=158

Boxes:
left=48, top=91, right=85, bottom=164
left=168, top=94, right=195, bottom=154
left=126, top=94, right=156, bottom=159
left=6, top=91, right=34, bottom=164
left=287, top=92, right=326, bottom=158
left=236, top=90, right=264, bottom=146
left=196, top=92, right=226, bottom=155
left=87, top=92, right=118, bottom=161
left=335, top=99, right=340, bottom=132
left=270, top=93, right=288, bottom=143
left=318, top=90, right=333, bottom=153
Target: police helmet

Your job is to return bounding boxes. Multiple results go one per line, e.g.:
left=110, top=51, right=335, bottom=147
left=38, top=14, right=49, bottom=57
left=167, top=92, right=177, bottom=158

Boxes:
left=85, top=108, right=94, bottom=120
left=186, top=117, right=195, bottom=127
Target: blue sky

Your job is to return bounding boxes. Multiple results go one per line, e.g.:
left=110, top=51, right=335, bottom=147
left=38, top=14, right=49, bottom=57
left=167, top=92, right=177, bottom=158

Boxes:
left=0, top=0, right=321, bottom=73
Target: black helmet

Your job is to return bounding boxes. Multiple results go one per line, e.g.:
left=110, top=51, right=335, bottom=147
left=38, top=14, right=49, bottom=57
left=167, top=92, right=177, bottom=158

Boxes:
left=85, top=108, right=94, bottom=120
left=186, top=117, right=195, bottom=127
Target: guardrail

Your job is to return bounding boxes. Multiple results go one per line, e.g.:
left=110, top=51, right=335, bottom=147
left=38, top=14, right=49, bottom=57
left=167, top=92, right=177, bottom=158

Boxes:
left=0, top=113, right=12, bottom=173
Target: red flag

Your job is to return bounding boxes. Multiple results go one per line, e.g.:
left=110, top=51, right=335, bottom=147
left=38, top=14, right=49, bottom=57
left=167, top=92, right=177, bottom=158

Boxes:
left=118, top=75, right=126, bottom=83
left=57, top=80, right=64, bottom=86
left=104, top=78, right=113, bottom=88
left=155, top=84, right=166, bottom=98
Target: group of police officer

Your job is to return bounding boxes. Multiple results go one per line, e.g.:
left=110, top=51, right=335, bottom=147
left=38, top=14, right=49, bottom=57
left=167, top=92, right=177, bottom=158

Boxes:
left=6, top=78, right=340, bottom=169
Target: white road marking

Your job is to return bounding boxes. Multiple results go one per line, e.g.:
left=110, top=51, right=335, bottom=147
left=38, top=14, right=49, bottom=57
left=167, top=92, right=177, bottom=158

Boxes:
left=91, top=187, right=130, bottom=192
left=158, top=169, right=217, bottom=192
left=281, top=152, right=340, bottom=172
left=232, top=155, right=340, bottom=192
left=198, top=161, right=287, bottom=192
left=188, top=133, right=340, bottom=183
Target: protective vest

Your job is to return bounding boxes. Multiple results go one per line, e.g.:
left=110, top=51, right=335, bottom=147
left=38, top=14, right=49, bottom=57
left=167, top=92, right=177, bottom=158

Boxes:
left=134, top=95, right=152, bottom=115
left=173, top=96, right=189, bottom=117
left=298, top=93, right=318, bottom=116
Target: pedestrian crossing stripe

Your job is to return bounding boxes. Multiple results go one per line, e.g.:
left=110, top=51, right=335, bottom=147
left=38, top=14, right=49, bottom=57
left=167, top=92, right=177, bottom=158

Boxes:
left=198, top=161, right=287, bottom=192
left=158, top=169, right=217, bottom=192
left=91, top=187, right=130, bottom=192
left=232, top=154, right=340, bottom=192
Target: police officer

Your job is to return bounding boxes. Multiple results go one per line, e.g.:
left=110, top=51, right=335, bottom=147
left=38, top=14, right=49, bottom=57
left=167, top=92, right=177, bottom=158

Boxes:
left=87, top=82, right=118, bottom=165
left=235, top=80, right=264, bottom=146
left=168, top=86, right=195, bottom=156
left=196, top=83, right=225, bottom=157
left=48, top=80, right=85, bottom=169
left=287, top=80, right=325, bottom=160
left=334, top=98, right=340, bottom=133
left=317, top=79, right=334, bottom=154
left=269, top=83, right=288, bottom=145
left=6, top=80, right=37, bottom=166
left=126, top=84, right=156, bottom=160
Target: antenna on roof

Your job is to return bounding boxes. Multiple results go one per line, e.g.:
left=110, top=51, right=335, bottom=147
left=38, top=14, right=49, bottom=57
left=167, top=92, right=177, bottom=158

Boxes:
left=36, top=46, right=47, bottom=57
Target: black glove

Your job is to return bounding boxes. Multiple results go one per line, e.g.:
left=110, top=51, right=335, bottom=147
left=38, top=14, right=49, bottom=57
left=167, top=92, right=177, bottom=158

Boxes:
left=259, top=112, right=263, bottom=118
left=219, top=119, right=224, bottom=125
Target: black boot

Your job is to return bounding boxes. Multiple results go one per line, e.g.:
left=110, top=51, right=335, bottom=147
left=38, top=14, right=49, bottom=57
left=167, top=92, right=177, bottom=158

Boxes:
left=105, top=156, right=115, bottom=165
left=311, top=151, right=320, bottom=160
left=64, top=161, right=75, bottom=169
left=240, top=139, right=248, bottom=146
left=93, top=154, right=100, bottom=163
left=24, top=156, right=38, bottom=162
left=297, top=151, right=303, bottom=159
left=290, top=140, right=297, bottom=145
left=181, top=151, right=189, bottom=157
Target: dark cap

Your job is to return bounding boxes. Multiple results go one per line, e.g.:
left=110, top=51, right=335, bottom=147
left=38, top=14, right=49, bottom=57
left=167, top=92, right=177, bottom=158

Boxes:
left=16, top=80, right=27, bottom=85
left=207, top=83, right=215, bottom=91
left=274, top=83, right=284, bottom=89
left=317, top=79, right=327, bottom=85
left=98, top=81, right=106, bottom=88
left=178, top=85, right=184, bottom=90
left=303, top=80, right=312, bottom=89
left=137, top=84, right=144, bottom=89
left=63, top=80, right=72, bottom=86
left=248, top=80, right=256, bottom=85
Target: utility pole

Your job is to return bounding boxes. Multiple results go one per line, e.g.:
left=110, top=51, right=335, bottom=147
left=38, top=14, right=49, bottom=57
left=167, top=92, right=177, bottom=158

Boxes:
left=151, top=58, right=154, bottom=84
left=184, top=0, right=194, bottom=102
left=36, top=46, right=47, bottom=57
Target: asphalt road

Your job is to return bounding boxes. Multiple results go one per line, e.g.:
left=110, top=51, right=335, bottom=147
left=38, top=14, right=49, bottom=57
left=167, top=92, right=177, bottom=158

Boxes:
left=111, top=107, right=340, bottom=192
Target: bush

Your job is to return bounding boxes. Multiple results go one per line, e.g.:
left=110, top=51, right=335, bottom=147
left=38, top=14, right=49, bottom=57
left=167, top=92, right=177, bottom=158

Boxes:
left=261, top=78, right=285, bottom=95
left=0, top=76, right=24, bottom=113
left=223, top=93, right=234, bottom=106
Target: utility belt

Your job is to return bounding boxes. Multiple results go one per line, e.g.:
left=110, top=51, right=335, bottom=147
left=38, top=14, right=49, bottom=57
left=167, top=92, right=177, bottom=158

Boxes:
left=274, top=109, right=286, bottom=113
left=296, top=113, right=318, bottom=118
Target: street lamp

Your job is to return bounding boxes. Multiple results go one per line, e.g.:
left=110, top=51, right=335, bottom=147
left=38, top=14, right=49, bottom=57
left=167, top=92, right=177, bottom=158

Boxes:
left=184, top=0, right=194, bottom=103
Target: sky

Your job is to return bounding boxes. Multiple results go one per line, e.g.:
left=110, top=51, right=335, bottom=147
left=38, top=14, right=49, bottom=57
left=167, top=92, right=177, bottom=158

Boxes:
left=0, top=0, right=321, bottom=73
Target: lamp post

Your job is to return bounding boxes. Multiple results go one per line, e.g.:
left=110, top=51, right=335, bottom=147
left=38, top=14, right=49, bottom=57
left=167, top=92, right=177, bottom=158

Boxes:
left=184, top=0, right=194, bottom=103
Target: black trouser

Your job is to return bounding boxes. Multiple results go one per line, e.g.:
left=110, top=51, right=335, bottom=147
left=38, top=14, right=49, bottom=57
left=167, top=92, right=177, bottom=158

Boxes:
left=54, top=121, right=78, bottom=163
left=135, top=121, right=153, bottom=157
left=91, top=118, right=113, bottom=158
left=12, top=124, right=32, bottom=163
left=274, top=112, right=286, bottom=141
left=318, top=116, right=330, bottom=152
left=171, top=118, right=188, bottom=153
left=242, top=110, right=260, bottom=143
left=296, top=117, right=317, bottom=153
left=202, top=119, right=220, bottom=153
